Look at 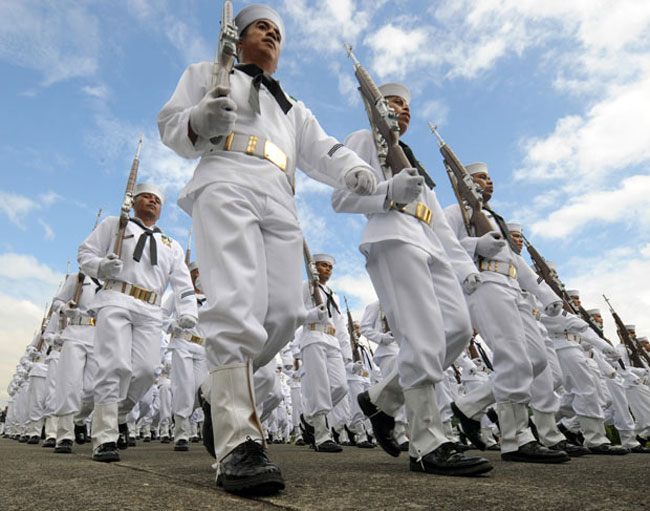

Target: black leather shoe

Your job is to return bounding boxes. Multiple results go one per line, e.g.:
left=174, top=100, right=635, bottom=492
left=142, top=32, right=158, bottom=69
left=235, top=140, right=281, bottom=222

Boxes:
left=27, top=435, right=40, bottom=445
left=160, top=436, right=170, bottom=444
left=315, top=440, right=342, bottom=453
left=487, top=444, right=501, bottom=451
left=344, top=425, right=357, bottom=446
left=93, top=442, right=120, bottom=462
left=174, top=439, right=189, bottom=451
left=74, top=424, right=88, bottom=445
left=198, top=387, right=216, bottom=459
left=54, top=439, right=73, bottom=454
left=216, top=439, right=284, bottom=496
left=454, top=442, right=471, bottom=452
left=42, top=437, right=56, bottom=448
left=501, top=441, right=570, bottom=463
left=128, top=436, right=136, bottom=447
left=357, top=392, right=400, bottom=457
left=190, top=436, right=200, bottom=443
left=637, top=435, right=649, bottom=446
left=399, top=441, right=409, bottom=452
left=549, top=440, right=589, bottom=457
left=331, top=427, right=340, bottom=444
left=300, top=414, right=316, bottom=448
left=143, top=436, right=151, bottom=443
left=117, top=423, right=129, bottom=450
left=631, top=444, right=650, bottom=453
left=295, top=438, right=305, bottom=446
left=356, top=440, right=375, bottom=449
left=589, top=443, right=629, bottom=455
left=409, top=442, right=493, bottom=476
left=451, top=402, right=486, bottom=451
left=19, top=435, right=29, bottom=443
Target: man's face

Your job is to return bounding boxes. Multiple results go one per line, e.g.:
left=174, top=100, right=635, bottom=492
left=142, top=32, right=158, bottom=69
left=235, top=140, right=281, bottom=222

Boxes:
left=386, top=95, right=410, bottom=135
left=570, top=295, right=581, bottom=308
left=190, top=268, right=202, bottom=292
left=509, top=231, right=523, bottom=253
left=315, top=261, right=333, bottom=283
left=132, top=193, right=162, bottom=224
left=471, top=171, right=493, bottom=202
left=591, top=313, right=603, bottom=328
left=353, top=324, right=361, bottom=337
left=627, top=328, right=637, bottom=339
left=640, top=340, right=650, bottom=351
left=237, top=19, right=281, bottom=73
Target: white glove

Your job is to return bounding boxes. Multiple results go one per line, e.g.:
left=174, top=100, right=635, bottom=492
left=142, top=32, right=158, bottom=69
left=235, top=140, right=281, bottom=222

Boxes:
left=387, top=167, right=423, bottom=204
left=353, top=361, right=365, bottom=376
left=462, top=273, right=483, bottom=295
left=98, top=253, right=123, bottom=280
left=475, top=232, right=505, bottom=258
left=379, top=332, right=395, bottom=345
left=169, top=320, right=184, bottom=336
left=27, top=346, right=39, bottom=361
left=178, top=315, right=197, bottom=330
left=602, top=346, right=618, bottom=358
left=62, top=300, right=82, bottom=322
left=52, top=301, right=65, bottom=314
left=344, top=167, right=377, bottom=195
left=544, top=301, right=563, bottom=317
left=52, top=334, right=64, bottom=347
left=189, top=90, right=237, bottom=140
left=305, top=304, right=327, bottom=323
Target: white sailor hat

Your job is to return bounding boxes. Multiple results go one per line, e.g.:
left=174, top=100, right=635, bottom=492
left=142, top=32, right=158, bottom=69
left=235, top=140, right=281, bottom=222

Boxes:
left=133, top=183, right=166, bottom=205
left=507, top=222, right=522, bottom=233
left=188, top=261, right=199, bottom=272
left=465, top=162, right=488, bottom=175
left=586, top=308, right=601, bottom=316
left=313, top=253, right=336, bottom=265
left=378, top=83, right=411, bottom=104
left=624, top=324, right=636, bottom=331
left=235, top=4, right=285, bottom=48
left=566, top=289, right=580, bottom=298
left=637, top=336, right=648, bottom=342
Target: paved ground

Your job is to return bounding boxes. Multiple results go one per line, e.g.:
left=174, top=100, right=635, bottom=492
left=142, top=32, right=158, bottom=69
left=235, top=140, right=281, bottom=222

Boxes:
left=1, top=438, right=648, bottom=511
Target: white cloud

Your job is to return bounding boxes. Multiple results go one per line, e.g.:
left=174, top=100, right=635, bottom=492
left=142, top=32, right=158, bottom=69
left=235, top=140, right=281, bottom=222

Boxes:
left=82, top=84, right=110, bottom=101
left=0, top=0, right=100, bottom=86
left=37, top=219, right=55, bottom=241
left=0, top=253, right=63, bottom=286
left=0, top=190, right=39, bottom=227
left=39, top=191, right=62, bottom=206
left=530, top=174, right=650, bottom=239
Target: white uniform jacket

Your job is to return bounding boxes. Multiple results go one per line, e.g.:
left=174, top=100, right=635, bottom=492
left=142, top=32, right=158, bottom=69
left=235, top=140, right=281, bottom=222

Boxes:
left=541, top=311, right=588, bottom=351
left=55, top=271, right=100, bottom=345
left=157, top=63, right=373, bottom=214
left=332, top=129, right=476, bottom=285
left=162, top=292, right=206, bottom=355
left=299, top=281, right=352, bottom=362
left=359, top=300, right=398, bottom=363
left=78, top=216, right=197, bottom=320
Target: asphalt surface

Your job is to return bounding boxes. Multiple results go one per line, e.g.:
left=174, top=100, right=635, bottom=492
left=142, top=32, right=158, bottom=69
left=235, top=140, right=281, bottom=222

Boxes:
left=1, top=437, right=648, bottom=511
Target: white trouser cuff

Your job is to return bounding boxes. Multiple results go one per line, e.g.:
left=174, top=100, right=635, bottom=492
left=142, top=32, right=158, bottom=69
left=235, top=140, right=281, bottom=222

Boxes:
left=497, top=402, right=535, bottom=453
left=577, top=415, right=609, bottom=447
left=531, top=409, right=565, bottom=446
left=56, top=413, right=75, bottom=442
left=404, top=385, right=447, bottom=460
left=92, top=402, right=119, bottom=449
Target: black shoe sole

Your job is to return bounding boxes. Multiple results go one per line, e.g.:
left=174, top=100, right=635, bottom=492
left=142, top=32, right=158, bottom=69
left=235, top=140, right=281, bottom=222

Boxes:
left=315, top=446, right=343, bottom=453
left=501, top=453, right=570, bottom=463
left=217, top=472, right=285, bottom=496
left=93, top=454, right=120, bottom=463
left=410, top=460, right=494, bottom=477
left=54, top=447, right=72, bottom=454
left=451, top=403, right=486, bottom=451
left=174, top=445, right=189, bottom=452
left=357, top=393, right=400, bottom=458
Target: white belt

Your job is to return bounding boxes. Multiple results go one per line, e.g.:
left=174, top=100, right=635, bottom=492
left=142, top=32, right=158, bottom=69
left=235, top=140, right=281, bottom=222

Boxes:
left=67, top=316, right=96, bottom=327
left=103, top=280, right=161, bottom=306
left=182, top=332, right=204, bottom=346
left=390, top=201, right=432, bottom=226
left=478, top=259, right=517, bottom=279
left=551, top=332, right=581, bottom=344
left=222, top=132, right=288, bottom=172
left=308, top=324, right=336, bottom=336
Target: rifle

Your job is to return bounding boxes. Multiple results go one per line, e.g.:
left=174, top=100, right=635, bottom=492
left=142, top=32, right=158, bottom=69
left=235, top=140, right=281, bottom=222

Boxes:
left=380, top=308, right=390, bottom=334
left=344, top=296, right=362, bottom=364
left=523, top=234, right=615, bottom=346
left=302, top=239, right=323, bottom=308
left=209, top=0, right=238, bottom=145
left=185, top=227, right=192, bottom=266
left=603, top=295, right=648, bottom=368
left=35, top=302, right=53, bottom=353
left=428, top=124, right=494, bottom=237
left=344, top=44, right=411, bottom=179
left=444, top=160, right=472, bottom=236
left=113, top=136, right=143, bottom=258
left=71, top=209, right=103, bottom=309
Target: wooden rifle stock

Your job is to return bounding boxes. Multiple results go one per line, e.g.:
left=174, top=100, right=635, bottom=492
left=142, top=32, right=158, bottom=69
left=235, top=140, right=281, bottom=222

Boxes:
left=113, top=137, right=143, bottom=258
left=302, top=239, right=323, bottom=308
left=344, top=296, right=362, bottom=364
left=604, top=295, right=647, bottom=368
left=185, top=227, right=192, bottom=266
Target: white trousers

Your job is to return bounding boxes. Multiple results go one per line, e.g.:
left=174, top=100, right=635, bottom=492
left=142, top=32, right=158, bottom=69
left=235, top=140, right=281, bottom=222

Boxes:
left=365, top=240, right=472, bottom=389
left=54, top=340, right=97, bottom=417
left=466, top=282, right=547, bottom=404
left=626, top=383, right=650, bottom=432
left=193, top=182, right=305, bottom=370
left=171, top=346, right=207, bottom=418
left=157, top=377, right=172, bottom=428
left=26, top=375, right=47, bottom=436
left=290, top=385, right=302, bottom=428
left=93, top=305, right=162, bottom=412
left=301, top=343, right=348, bottom=418
left=557, top=346, right=604, bottom=419
left=44, top=355, right=60, bottom=416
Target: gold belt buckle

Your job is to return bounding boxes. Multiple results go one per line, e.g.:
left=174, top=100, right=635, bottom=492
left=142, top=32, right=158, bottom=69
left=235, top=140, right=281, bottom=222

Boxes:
left=264, top=140, right=288, bottom=171
left=246, top=135, right=258, bottom=154
left=309, top=323, right=316, bottom=331
left=224, top=132, right=235, bottom=151
left=89, top=317, right=96, bottom=327
left=191, top=335, right=204, bottom=345
left=508, top=265, right=517, bottom=279
left=415, top=203, right=432, bottom=225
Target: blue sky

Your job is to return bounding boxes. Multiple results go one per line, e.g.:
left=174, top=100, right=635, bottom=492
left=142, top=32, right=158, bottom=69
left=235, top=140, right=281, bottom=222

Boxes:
left=2, top=0, right=650, bottom=404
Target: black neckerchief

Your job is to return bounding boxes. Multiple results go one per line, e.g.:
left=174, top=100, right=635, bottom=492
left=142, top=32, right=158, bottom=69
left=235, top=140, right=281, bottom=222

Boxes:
left=319, top=284, right=340, bottom=318
left=235, top=63, right=292, bottom=115
left=129, top=218, right=162, bottom=265
left=482, top=206, right=518, bottom=252
left=399, top=140, right=436, bottom=189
